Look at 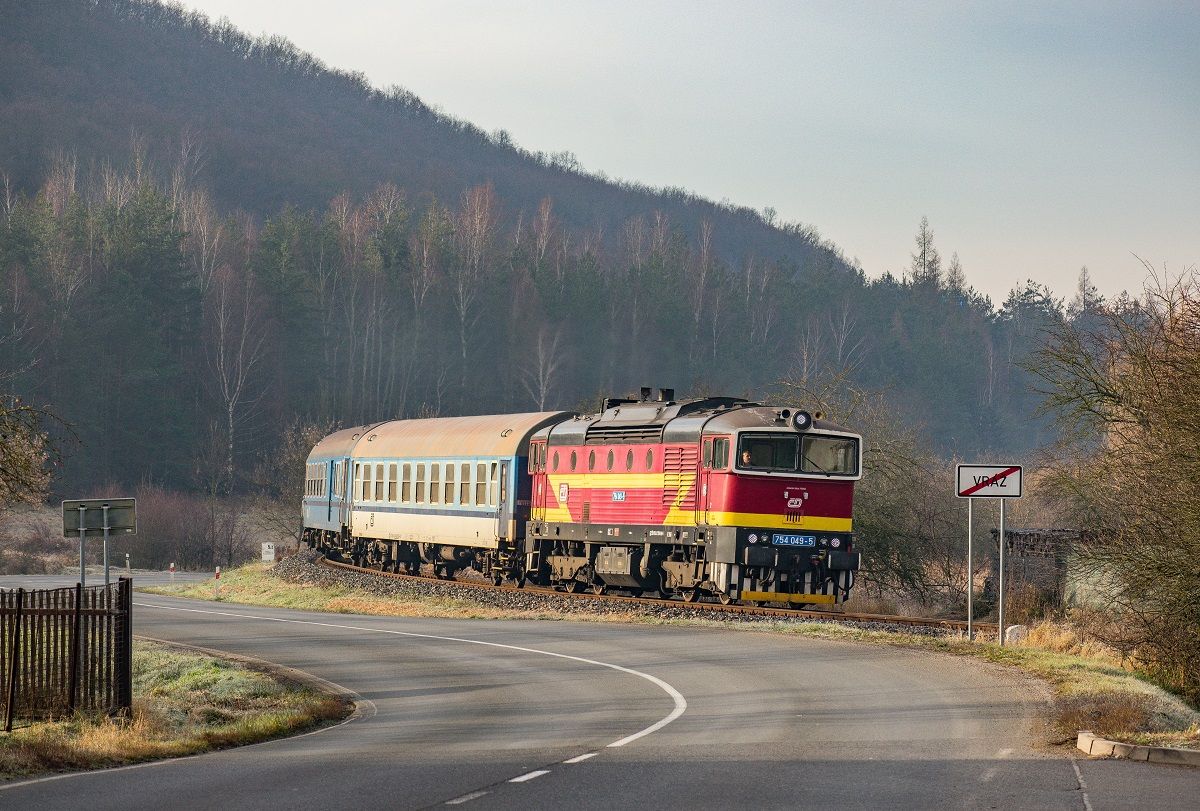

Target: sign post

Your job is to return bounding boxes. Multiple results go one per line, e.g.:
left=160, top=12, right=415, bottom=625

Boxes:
left=62, top=499, right=137, bottom=588
left=956, top=465, right=1023, bottom=645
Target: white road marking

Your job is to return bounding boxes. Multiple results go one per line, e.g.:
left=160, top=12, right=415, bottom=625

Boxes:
left=563, top=752, right=598, bottom=764
left=509, top=770, right=550, bottom=783
left=1071, top=759, right=1094, bottom=811
left=445, top=790, right=489, bottom=804
left=133, top=599, right=688, bottom=750
left=997, top=747, right=1014, bottom=757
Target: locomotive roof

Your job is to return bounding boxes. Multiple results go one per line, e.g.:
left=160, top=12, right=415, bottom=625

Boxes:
left=333, top=411, right=573, bottom=460
left=543, top=397, right=856, bottom=446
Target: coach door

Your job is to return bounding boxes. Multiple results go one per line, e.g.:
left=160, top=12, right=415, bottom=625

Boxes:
left=496, top=460, right=512, bottom=539
left=530, top=441, right=547, bottom=522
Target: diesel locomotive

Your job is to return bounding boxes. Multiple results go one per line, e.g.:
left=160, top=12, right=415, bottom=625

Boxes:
left=302, top=389, right=862, bottom=606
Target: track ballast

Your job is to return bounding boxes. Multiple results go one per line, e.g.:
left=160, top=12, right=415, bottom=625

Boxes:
left=288, top=552, right=994, bottom=637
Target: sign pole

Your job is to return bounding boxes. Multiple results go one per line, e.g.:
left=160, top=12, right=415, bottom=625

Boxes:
left=77, top=505, right=87, bottom=587
left=103, top=502, right=111, bottom=587
left=967, top=497, right=974, bottom=642
left=998, top=498, right=1006, bottom=646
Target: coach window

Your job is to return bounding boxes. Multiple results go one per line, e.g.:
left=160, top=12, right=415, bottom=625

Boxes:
left=713, top=437, right=730, bottom=470
left=645, top=449, right=654, bottom=470
left=460, top=463, right=471, bottom=504
left=415, top=464, right=426, bottom=503
left=431, top=463, right=441, bottom=504
left=552, top=451, right=560, bottom=472
left=444, top=464, right=455, bottom=504
left=401, top=463, right=411, bottom=502
left=625, top=449, right=633, bottom=471
left=476, top=463, right=487, bottom=504
left=375, top=463, right=384, bottom=501
left=489, top=462, right=499, bottom=506
left=361, top=465, right=371, bottom=501
left=388, top=464, right=397, bottom=502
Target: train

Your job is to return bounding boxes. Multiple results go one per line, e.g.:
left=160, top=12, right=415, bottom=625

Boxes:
left=301, top=388, right=863, bottom=606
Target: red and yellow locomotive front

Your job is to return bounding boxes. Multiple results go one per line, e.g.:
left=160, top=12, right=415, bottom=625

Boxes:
left=525, top=392, right=862, bottom=605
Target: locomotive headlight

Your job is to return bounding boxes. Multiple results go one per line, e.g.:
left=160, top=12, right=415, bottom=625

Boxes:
left=829, top=537, right=841, bottom=548
left=792, top=410, right=813, bottom=431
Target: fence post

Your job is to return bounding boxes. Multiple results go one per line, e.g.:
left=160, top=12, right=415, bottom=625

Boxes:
left=4, top=588, right=24, bottom=732
left=67, top=582, right=82, bottom=714
left=114, top=578, right=133, bottom=717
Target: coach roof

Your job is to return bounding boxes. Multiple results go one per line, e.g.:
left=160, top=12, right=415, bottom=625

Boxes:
left=351, top=412, right=573, bottom=459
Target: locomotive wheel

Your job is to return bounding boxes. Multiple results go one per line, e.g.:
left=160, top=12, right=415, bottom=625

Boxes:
left=564, top=580, right=583, bottom=593
left=590, top=582, right=607, bottom=596
left=491, top=574, right=503, bottom=586
left=717, top=593, right=736, bottom=606
left=683, top=589, right=700, bottom=603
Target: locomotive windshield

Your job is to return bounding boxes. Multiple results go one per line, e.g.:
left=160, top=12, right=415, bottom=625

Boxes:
left=738, top=434, right=798, bottom=471
left=801, top=435, right=859, bottom=475
left=737, top=433, right=859, bottom=476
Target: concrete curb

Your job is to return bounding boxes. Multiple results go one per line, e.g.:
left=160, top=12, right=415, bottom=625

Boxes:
left=1077, top=731, right=1200, bottom=767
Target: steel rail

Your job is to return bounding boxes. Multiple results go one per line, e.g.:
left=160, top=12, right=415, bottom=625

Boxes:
left=316, top=556, right=997, bottom=634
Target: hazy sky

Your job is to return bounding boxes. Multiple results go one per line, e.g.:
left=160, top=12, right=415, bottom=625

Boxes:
left=180, top=0, right=1198, bottom=303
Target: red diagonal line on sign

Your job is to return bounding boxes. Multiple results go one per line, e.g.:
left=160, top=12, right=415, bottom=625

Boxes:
left=960, top=466, right=1020, bottom=497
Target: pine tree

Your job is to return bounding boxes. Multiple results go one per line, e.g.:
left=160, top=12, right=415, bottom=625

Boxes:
left=910, top=216, right=942, bottom=287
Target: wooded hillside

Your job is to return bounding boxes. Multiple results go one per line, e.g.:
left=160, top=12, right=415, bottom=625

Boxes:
left=0, top=0, right=1072, bottom=494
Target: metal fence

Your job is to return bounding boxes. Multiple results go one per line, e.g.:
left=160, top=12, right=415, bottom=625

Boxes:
left=0, top=578, right=133, bottom=730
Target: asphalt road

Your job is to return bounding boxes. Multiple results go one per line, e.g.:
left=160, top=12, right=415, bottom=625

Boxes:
left=0, top=585, right=1196, bottom=809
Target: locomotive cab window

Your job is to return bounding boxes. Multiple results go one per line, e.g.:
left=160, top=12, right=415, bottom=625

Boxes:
left=801, top=435, right=859, bottom=475
left=737, top=434, right=798, bottom=471
left=713, top=437, right=730, bottom=470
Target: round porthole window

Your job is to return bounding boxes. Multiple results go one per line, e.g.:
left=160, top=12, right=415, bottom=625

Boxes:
left=645, top=449, right=654, bottom=470
left=570, top=451, right=577, bottom=471
left=588, top=450, right=596, bottom=471
left=552, top=451, right=559, bottom=472
left=607, top=450, right=615, bottom=471
left=626, top=450, right=634, bottom=471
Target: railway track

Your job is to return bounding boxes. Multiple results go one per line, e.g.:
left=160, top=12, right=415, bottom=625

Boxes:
left=318, top=556, right=996, bottom=635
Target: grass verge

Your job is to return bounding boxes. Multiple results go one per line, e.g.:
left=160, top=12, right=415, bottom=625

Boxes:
left=0, top=640, right=349, bottom=780
left=148, top=562, right=1200, bottom=753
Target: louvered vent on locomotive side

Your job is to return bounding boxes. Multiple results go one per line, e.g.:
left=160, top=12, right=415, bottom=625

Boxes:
left=584, top=425, right=664, bottom=444
left=662, top=446, right=698, bottom=509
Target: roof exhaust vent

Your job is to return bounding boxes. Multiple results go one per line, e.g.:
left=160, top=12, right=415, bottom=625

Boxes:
left=640, top=386, right=653, bottom=401
left=658, top=388, right=675, bottom=402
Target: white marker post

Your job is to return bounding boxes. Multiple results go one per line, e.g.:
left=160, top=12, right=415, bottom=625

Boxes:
left=956, top=464, right=1023, bottom=645
left=170, top=562, right=175, bottom=583
left=214, top=565, right=221, bottom=600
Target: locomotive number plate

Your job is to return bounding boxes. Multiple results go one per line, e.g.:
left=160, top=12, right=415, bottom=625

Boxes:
left=772, top=534, right=816, bottom=547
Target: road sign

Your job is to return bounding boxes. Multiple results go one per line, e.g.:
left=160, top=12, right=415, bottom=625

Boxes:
left=261, top=542, right=277, bottom=563
left=956, top=465, right=1022, bottom=499
left=61, top=499, right=137, bottom=537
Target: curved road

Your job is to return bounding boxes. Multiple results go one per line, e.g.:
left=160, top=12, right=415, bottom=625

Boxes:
left=0, top=583, right=1196, bottom=809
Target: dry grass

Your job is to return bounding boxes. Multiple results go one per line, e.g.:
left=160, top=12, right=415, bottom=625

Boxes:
left=0, top=641, right=348, bottom=779
left=145, top=564, right=642, bottom=623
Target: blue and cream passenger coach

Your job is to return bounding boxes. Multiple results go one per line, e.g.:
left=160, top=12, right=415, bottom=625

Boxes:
left=302, top=412, right=571, bottom=581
